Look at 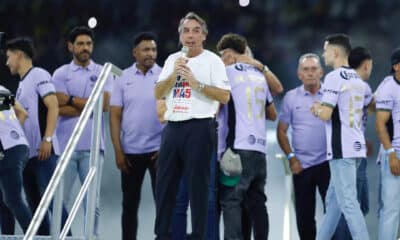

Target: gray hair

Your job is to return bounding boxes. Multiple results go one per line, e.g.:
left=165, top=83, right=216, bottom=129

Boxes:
left=298, top=53, right=321, bottom=65
left=178, top=12, right=208, bottom=35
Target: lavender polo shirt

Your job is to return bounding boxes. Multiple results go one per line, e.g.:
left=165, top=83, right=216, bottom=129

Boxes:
left=16, top=67, right=60, bottom=158
left=110, top=63, right=163, bottom=154
left=0, top=86, right=29, bottom=150
left=52, top=60, right=113, bottom=152
left=279, top=85, right=327, bottom=169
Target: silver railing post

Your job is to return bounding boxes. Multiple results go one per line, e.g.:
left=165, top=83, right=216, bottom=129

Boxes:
left=23, top=63, right=122, bottom=240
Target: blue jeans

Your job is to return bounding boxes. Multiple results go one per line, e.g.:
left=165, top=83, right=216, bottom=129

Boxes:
left=333, top=158, right=369, bottom=239
left=63, top=151, right=103, bottom=236
left=171, top=152, right=219, bottom=240
left=0, top=145, right=32, bottom=232
left=23, top=154, right=69, bottom=235
left=316, top=158, right=369, bottom=240
left=378, top=151, right=400, bottom=240
left=0, top=190, right=15, bottom=234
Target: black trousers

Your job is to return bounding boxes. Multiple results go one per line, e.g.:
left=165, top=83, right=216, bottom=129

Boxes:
left=155, top=118, right=216, bottom=240
left=293, top=161, right=330, bottom=240
left=121, top=151, right=157, bottom=240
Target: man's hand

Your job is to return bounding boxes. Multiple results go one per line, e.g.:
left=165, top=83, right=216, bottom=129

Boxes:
left=389, top=151, right=400, bottom=176
left=56, top=93, right=69, bottom=106
left=38, top=141, right=52, bottom=161
left=179, top=65, right=200, bottom=90
left=151, top=151, right=159, bottom=168
left=289, top=156, right=303, bottom=175
left=174, top=57, right=189, bottom=74
left=311, top=102, right=322, bottom=117
left=235, top=54, right=263, bottom=71
left=115, top=149, right=130, bottom=174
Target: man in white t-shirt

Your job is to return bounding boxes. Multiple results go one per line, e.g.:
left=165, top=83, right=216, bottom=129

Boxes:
left=154, top=12, right=230, bottom=240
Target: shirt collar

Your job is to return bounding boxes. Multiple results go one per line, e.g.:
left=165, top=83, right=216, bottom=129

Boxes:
left=132, top=63, right=156, bottom=75
left=300, top=84, right=323, bottom=96
left=70, top=60, right=95, bottom=72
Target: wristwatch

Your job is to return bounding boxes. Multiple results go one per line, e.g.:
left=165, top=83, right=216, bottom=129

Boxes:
left=43, top=136, right=52, bottom=143
left=262, top=65, right=270, bottom=74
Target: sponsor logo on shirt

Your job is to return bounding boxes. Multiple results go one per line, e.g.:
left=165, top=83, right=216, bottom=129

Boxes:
left=90, top=75, right=98, bottom=82
left=323, top=89, right=339, bottom=95
left=10, top=130, right=19, bottom=140
left=235, top=64, right=258, bottom=72
left=247, top=134, right=266, bottom=146
left=376, top=100, right=392, bottom=106
left=36, top=80, right=50, bottom=87
left=340, top=71, right=360, bottom=80
left=353, top=141, right=364, bottom=151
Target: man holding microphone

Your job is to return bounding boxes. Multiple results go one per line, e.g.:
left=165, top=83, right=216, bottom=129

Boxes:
left=154, top=12, right=230, bottom=240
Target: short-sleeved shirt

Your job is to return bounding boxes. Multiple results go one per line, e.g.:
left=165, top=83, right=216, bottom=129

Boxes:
left=157, top=50, right=230, bottom=121
left=225, top=63, right=273, bottom=154
left=279, top=85, right=327, bottom=169
left=52, top=60, right=113, bottom=152
left=321, top=67, right=368, bottom=159
left=361, top=82, right=373, bottom=133
left=16, top=67, right=60, bottom=158
left=110, top=63, right=163, bottom=154
left=0, top=86, right=29, bottom=150
left=375, top=75, right=400, bottom=151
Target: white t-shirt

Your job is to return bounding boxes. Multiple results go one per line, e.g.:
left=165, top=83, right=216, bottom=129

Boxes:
left=158, top=49, right=230, bottom=121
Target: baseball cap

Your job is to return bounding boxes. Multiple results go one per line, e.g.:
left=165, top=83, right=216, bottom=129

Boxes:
left=219, top=170, right=241, bottom=187
left=391, top=48, right=400, bottom=73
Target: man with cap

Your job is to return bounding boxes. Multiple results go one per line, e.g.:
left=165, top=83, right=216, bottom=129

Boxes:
left=375, top=47, right=400, bottom=240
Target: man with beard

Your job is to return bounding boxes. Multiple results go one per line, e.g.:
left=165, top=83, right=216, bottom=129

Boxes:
left=52, top=26, right=112, bottom=236
left=110, top=32, right=163, bottom=240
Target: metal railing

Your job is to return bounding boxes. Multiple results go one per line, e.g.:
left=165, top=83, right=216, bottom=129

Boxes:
left=0, top=63, right=122, bottom=240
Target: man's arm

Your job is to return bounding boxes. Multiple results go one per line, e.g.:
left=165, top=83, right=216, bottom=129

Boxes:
left=277, top=121, right=302, bottom=174
left=235, top=54, right=283, bottom=96
left=56, top=91, right=110, bottom=116
left=38, top=94, right=59, bottom=160
left=311, top=102, right=333, bottom=121
left=110, top=106, right=130, bottom=173
left=156, top=100, right=167, bottom=123
left=265, top=103, right=277, bottom=121
left=376, top=110, right=400, bottom=175
left=154, top=73, right=177, bottom=100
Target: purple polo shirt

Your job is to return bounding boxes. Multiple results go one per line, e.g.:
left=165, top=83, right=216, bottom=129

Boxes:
left=110, top=63, right=163, bottom=154
left=0, top=86, right=29, bottom=150
left=16, top=67, right=60, bottom=158
left=279, top=85, right=327, bottom=169
left=226, top=63, right=272, bottom=154
left=52, top=60, right=113, bottom=152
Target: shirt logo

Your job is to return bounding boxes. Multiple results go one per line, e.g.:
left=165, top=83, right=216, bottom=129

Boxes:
left=340, top=71, right=359, bottom=80
left=248, top=135, right=256, bottom=145
left=10, top=130, right=19, bottom=140
left=353, top=141, right=363, bottom=151
left=173, top=81, right=191, bottom=99
left=90, top=75, right=98, bottom=82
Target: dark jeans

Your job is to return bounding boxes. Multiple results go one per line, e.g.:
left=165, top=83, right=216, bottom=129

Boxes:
left=155, top=118, right=216, bottom=240
left=23, top=154, right=69, bottom=235
left=220, top=150, right=269, bottom=240
left=332, top=158, right=369, bottom=240
left=171, top=151, right=219, bottom=240
left=0, top=190, right=15, bottom=234
left=293, top=161, right=330, bottom=240
left=0, top=145, right=32, bottom=232
left=121, top=151, right=157, bottom=240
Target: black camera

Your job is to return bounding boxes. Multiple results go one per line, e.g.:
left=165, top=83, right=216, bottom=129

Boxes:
left=0, top=87, right=15, bottom=111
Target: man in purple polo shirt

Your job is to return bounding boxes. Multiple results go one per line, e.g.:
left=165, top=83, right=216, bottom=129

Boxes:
left=52, top=26, right=112, bottom=236
left=311, top=34, right=369, bottom=240
left=277, top=53, right=330, bottom=240
left=6, top=37, right=67, bottom=235
left=216, top=33, right=277, bottom=240
left=376, top=47, right=400, bottom=240
left=110, top=32, right=162, bottom=240
left=0, top=84, right=32, bottom=233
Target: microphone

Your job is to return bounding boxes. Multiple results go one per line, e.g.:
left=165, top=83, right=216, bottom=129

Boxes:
left=181, top=46, right=189, bottom=57
left=177, top=46, right=189, bottom=82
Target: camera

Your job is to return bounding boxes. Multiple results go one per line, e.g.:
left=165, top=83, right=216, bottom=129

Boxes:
left=0, top=87, right=15, bottom=111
